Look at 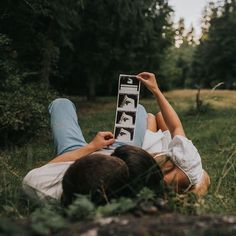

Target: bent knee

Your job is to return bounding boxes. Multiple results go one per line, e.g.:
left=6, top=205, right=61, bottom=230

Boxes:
left=155, top=112, right=163, bottom=122
left=137, top=104, right=146, bottom=112
left=147, top=113, right=155, bottom=120
left=147, top=113, right=156, bottom=123
left=51, top=98, right=71, bottom=105
left=48, top=98, right=74, bottom=112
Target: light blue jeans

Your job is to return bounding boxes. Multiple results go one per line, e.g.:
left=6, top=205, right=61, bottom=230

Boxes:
left=48, top=98, right=147, bottom=155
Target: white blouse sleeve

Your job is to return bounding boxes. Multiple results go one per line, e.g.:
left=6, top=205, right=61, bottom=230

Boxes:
left=167, top=135, right=203, bottom=185
left=142, top=129, right=172, bottom=153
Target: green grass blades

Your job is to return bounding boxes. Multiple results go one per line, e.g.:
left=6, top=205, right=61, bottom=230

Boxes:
left=0, top=90, right=235, bottom=218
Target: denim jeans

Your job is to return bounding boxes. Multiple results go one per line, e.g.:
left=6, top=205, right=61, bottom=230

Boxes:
left=48, top=98, right=147, bottom=155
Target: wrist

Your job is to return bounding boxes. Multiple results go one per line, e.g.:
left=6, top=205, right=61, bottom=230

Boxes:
left=87, top=142, right=99, bottom=152
left=152, top=87, right=160, bottom=96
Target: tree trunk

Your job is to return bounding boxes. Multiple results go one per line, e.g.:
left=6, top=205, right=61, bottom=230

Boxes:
left=87, top=76, right=96, bottom=101
left=196, top=87, right=203, bottom=112
left=107, top=77, right=114, bottom=96
left=40, top=39, right=54, bottom=87
left=40, top=21, right=54, bottom=88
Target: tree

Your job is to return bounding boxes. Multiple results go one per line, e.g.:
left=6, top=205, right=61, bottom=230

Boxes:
left=159, top=18, right=195, bottom=90
left=192, top=0, right=236, bottom=89
left=58, top=0, right=174, bottom=99
left=0, top=0, right=174, bottom=99
left=0, top=0, right=81, bottom=87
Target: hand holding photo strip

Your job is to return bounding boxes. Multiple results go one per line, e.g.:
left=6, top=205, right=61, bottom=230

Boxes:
left=114, top=74, right=140, bottom=143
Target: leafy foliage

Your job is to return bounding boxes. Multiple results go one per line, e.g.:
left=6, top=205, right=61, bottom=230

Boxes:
left=192, top=1, right=236, bottom=89
left=66, top=0, right=173, bottom=98
left=160, top=43, right=195, bottom=90
left=0, top=0, right=81, bottom=86
left=0, top=34, right=56, bottom=146
left=158, top=18, right=196, bottom=91
left=31, top=207, right=67, bottom=235
left=0, top=0, right=174, bottom=99
left=137, top=187, right=156, bottom=201
left=66, top=195, right=95, bottom=221
left=96, top=197, right=136, bottom=217
left=0, top=218, right=28, bottom=236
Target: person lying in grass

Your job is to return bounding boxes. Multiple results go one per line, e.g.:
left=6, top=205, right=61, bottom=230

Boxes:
left=22, top=72, right=210, bottom=206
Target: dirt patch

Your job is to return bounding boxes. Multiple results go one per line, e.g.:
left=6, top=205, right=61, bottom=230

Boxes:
left=67, top=214, right=236, bottom=236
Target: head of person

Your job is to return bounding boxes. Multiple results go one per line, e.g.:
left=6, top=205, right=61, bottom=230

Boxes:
left=61, top=154, right=130, bottom=206
left=111, top=145, right=163, bottom=195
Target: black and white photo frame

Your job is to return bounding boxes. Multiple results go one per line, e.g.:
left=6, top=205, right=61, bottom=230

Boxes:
left=114, top=127, right=134, bottom=142
left=114, top=74, right=141, bottom=143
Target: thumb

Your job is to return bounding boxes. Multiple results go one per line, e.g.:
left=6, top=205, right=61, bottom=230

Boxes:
left=105, top=138, right=115, bottom=146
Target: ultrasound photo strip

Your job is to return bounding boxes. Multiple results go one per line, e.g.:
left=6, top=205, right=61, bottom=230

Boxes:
left=116, top=111, right=136, bottom=127
left=114, top=127, right=134, bottom=142
left=117, top=94, right=138, bottom=111
left=114, top=74, right=141, bottom=143
left=119, top=75, right=140, bottom=94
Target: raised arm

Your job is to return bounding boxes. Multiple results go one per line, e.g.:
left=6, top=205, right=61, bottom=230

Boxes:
left=48, top=131, right=115, bottom=164
left=137, top=72, right=185, bottom=137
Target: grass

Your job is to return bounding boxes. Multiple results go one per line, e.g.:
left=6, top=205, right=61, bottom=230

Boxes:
left=0, top=89, right=235, bottom=218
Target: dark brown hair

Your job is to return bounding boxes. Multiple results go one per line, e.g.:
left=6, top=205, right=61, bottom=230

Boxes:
left=111, top=145, right=163, bottom=195
left=61, top=154, right=130, bottom=206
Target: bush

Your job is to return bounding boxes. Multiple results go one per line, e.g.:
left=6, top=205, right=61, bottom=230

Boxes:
left=0, top=79, right=56, bottom=146
left=0, top=34, right=57, bottom=146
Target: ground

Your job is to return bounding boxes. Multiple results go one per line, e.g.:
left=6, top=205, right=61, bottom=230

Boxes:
left=64, top=214, right=236, bottom=236
left=0, top=89, right=235, bottom=234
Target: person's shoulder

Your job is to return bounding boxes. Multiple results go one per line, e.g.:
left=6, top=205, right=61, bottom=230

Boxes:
left=190, top=170, right=210, bottom=196
left=22, top=161, right=74, bottom=201
left=23, top=162, right=74, bottom=185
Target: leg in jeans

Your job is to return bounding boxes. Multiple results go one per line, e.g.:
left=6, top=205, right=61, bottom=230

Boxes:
left=133, top=104, right=148, bottom=147
left=48, top=98, right=87, bottom=155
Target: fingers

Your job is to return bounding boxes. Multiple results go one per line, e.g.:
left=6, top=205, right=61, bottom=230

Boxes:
left=136, top=75, right=145, bottom=83
left=98, top=131, right=115, bottom=145
left=137, top=72, right=155, bottom=80
left=98, top=131, right=114, bottom=139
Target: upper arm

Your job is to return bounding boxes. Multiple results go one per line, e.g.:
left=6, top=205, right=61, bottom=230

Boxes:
left=22, top=163, right=71, bottom=200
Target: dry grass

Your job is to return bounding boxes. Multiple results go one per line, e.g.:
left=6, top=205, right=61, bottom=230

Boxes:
left=165, top=89, right=236, bottom=109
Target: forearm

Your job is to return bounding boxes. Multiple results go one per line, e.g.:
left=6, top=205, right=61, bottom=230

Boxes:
left=153, top=88, right=185, bottom=137
left=48, top=131, right=115, bottom=164
left=48, top=143, right=97, bottom=164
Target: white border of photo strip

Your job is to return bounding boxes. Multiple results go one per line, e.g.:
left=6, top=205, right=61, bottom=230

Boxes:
left=114, top=74, right=141, bottom=143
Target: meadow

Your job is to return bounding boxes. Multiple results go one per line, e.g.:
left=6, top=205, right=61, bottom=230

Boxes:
left=0, top=89, right=235, bottom=218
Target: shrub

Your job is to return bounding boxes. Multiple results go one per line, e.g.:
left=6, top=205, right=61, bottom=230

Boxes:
left=0, top=34, right=57, bottom=146
left=0, top=79, right=56, bottom=146
left=31, top=207, right=67, bottom=235
left=66, top=195, right=95, bottom=221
